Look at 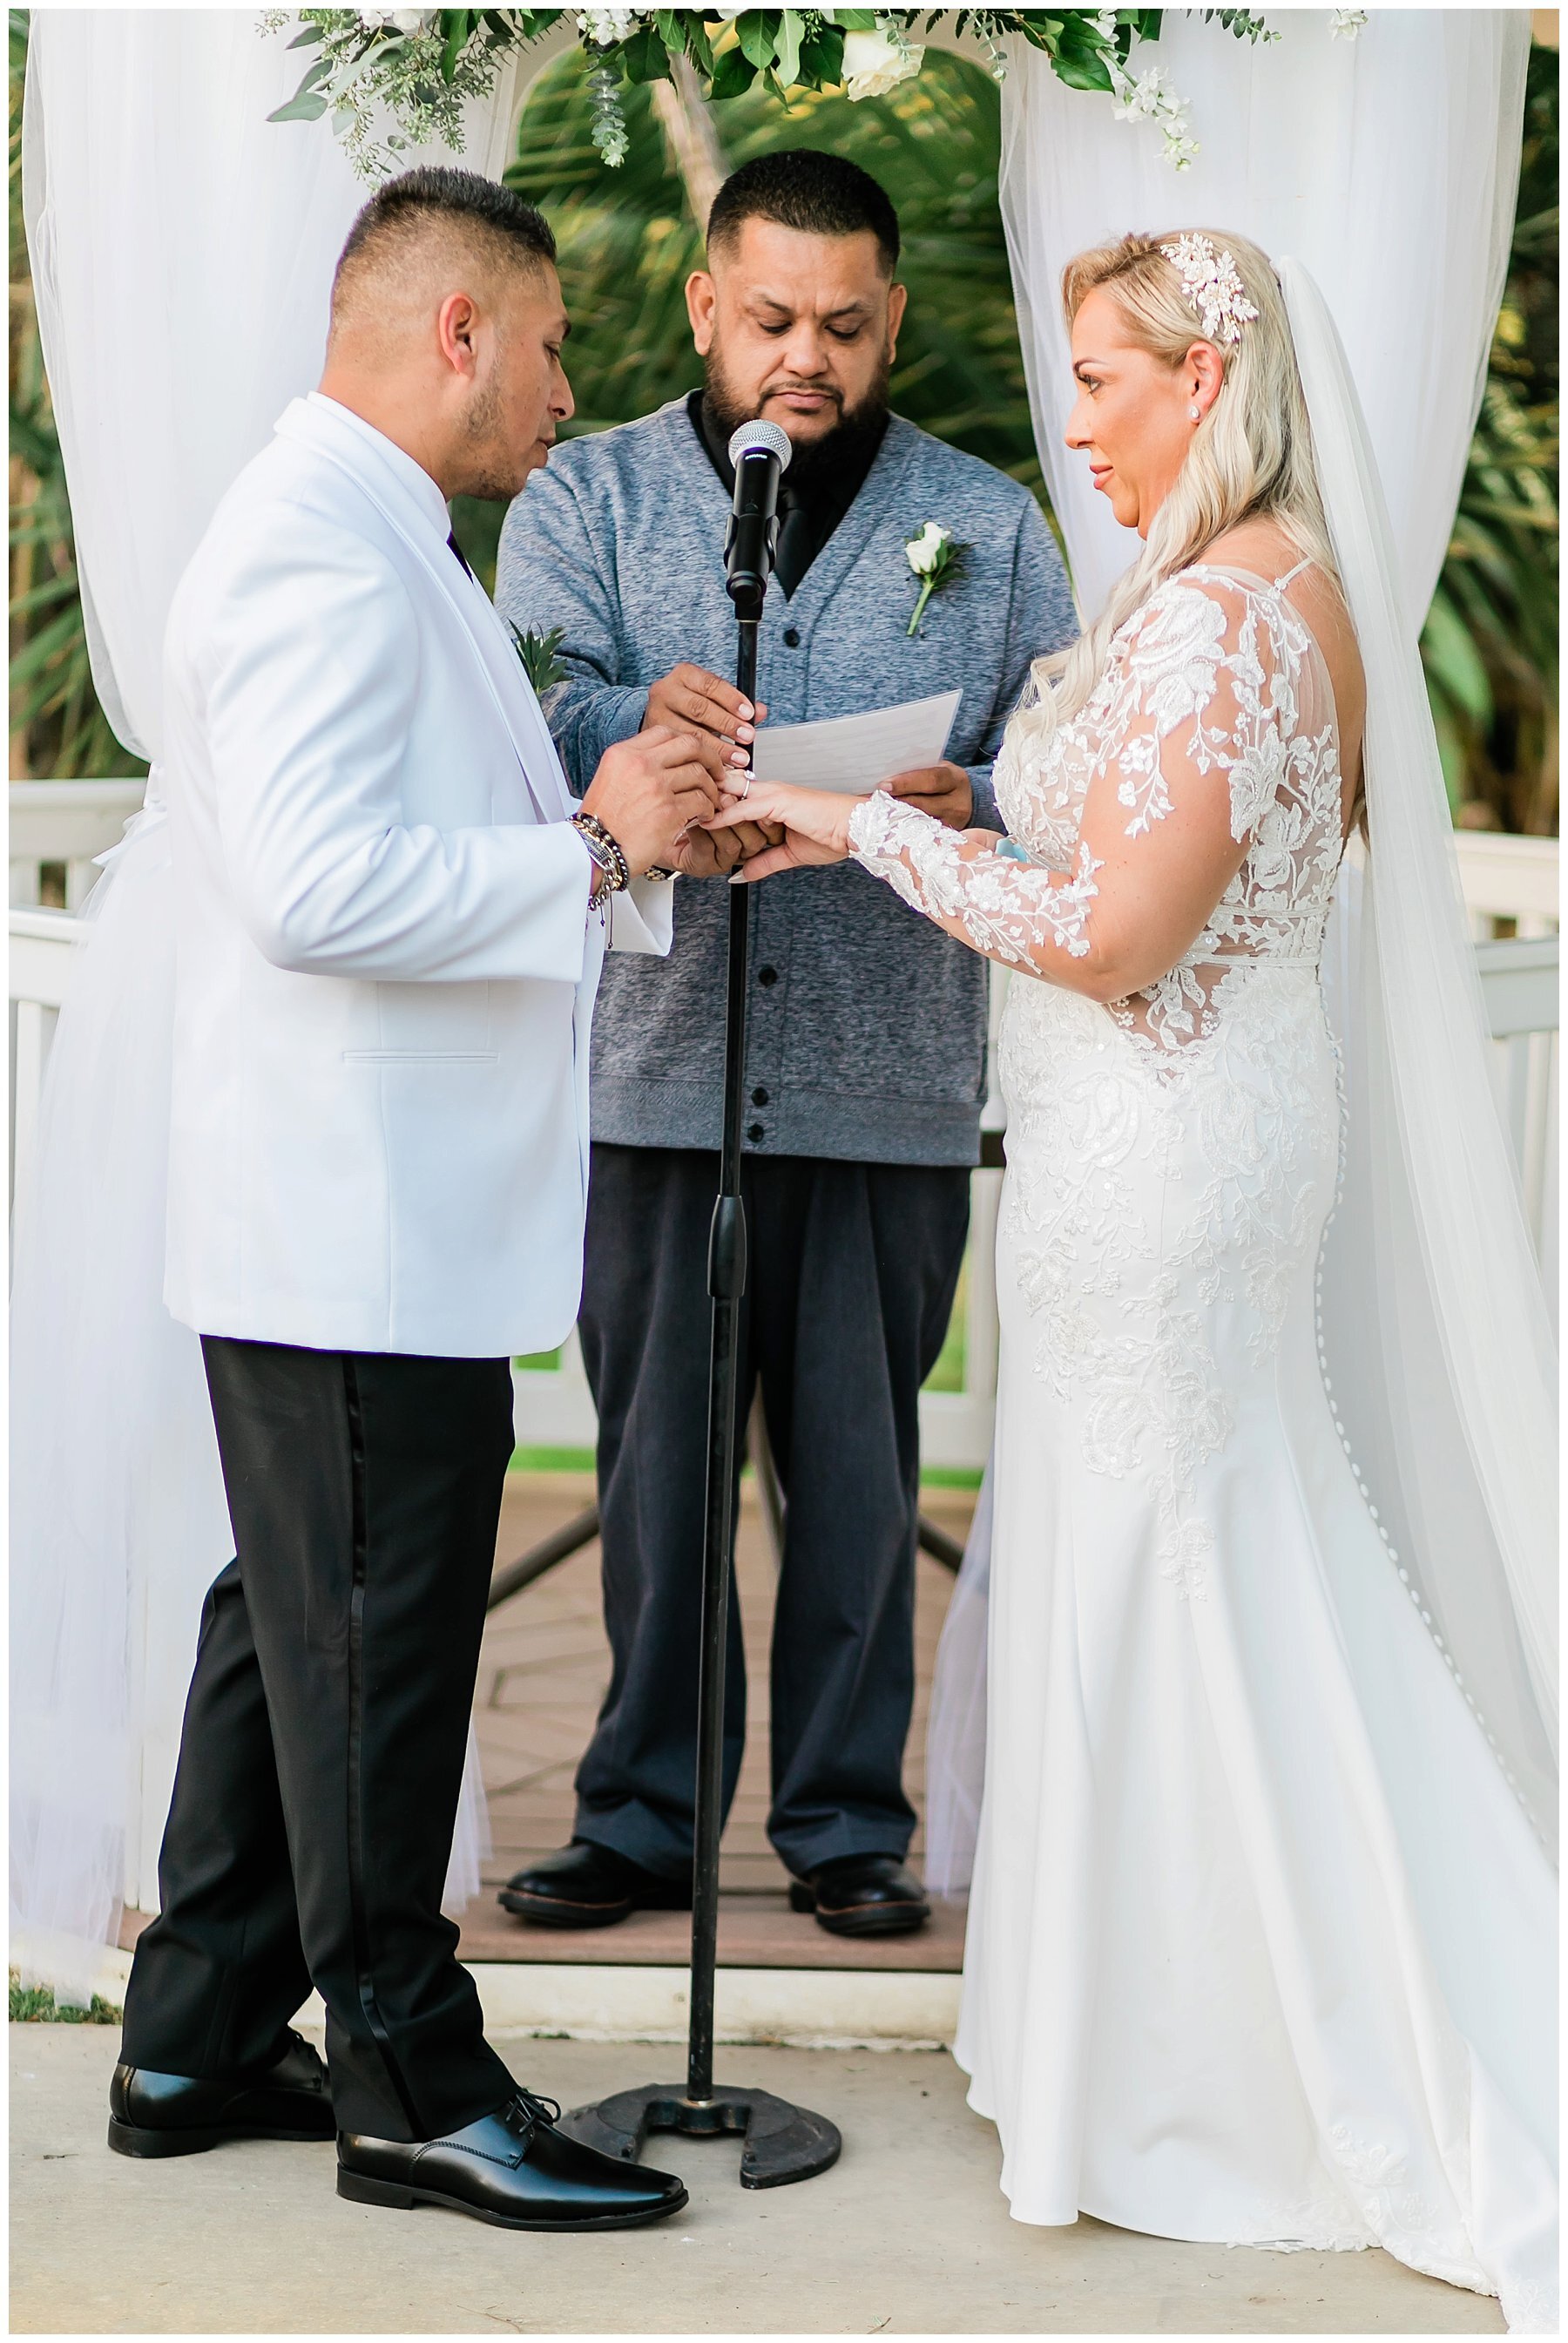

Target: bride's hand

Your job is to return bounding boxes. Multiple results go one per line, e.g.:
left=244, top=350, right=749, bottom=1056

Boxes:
left=706, top=775, right=862, bottom=882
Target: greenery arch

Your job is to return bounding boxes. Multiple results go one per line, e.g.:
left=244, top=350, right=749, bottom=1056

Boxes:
left=7, top=14, right=1558, bottom=833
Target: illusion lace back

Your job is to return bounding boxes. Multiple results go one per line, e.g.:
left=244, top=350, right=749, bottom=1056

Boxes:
left=997, top=561, right=1347, bottom=1045
left=848, top=563, right=1558, bottom=2330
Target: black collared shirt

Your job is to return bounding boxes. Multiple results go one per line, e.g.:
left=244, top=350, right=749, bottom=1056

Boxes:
left=687, top=389, right=887, bottom=601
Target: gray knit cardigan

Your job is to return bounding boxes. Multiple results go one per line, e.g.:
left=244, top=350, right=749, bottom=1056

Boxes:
left=496, top=398, right=1077, bottom=1166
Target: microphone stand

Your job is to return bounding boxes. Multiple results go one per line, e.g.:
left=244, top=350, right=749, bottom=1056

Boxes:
left=557, top=515, right=841, bottom=2192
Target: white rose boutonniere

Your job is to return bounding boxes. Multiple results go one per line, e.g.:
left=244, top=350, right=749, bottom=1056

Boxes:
left=905, top=522, right=965, bottom=637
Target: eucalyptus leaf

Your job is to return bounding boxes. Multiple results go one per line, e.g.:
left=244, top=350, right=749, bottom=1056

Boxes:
left=267, top=89, right=330, bottom=124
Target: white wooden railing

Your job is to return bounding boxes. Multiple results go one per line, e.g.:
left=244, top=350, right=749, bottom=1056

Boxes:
left=10, top=778, right=145, bottom=910
left=10, top=786, right=1558, bottom=1460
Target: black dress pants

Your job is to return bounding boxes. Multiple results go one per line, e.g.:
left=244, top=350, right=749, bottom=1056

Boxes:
left=119, top=1338, right=517, bottom=2142
left=575, top=1144, right=970, bottom=1880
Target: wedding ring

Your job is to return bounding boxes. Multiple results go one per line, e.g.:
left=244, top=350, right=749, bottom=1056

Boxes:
left=739, top=771, right=753, bottom=801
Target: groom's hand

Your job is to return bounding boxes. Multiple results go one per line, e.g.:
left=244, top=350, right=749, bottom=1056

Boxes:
left=668, top=816, right=785, bottom=878
left=885, top=762, right=973, bottom=831
left=582, top=728, right=723, bottom=874
left=643, top=664, right=767, bottom=773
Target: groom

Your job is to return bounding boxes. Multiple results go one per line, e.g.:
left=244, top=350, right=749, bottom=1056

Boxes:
left=111, top=169, right=716, bottom=2231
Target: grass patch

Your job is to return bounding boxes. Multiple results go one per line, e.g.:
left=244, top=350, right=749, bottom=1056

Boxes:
left=510, top=1445, right=596, bottom=1474
left=923, top=1256, right=969, bottom=1396
left=10, top=1972, right=121, bottom=2024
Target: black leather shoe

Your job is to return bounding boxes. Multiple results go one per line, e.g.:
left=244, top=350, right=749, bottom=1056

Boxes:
left=497, top=1839, right=692, bottom=1929
left=788, top=1853, right=931, bottom=1938
left=337, top=2090, right=687, bottom=2231
left=108, top=2028, right=334, bottom=2158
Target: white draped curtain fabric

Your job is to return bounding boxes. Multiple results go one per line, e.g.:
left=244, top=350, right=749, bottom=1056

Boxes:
left=13, top=12, right=526, bottom=1998
left=999, top=8, right=1529, bottom=627
left=927, top=8, right=1546, bottom=1898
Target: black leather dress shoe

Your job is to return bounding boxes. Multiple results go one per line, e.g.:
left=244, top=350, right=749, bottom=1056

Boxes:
left=337, top=2091, right=687, bottom=2231
left=108, top=2028, right=334, bottom=2157
left=497, top=1839, right=692, bottom=1929
left=788, top=1853, right=931, bottom=1937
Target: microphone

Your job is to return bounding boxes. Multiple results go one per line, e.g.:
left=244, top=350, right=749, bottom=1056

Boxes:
left=724, top=419, right=792, bottom=613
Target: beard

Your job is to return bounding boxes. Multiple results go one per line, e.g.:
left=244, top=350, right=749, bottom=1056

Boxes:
left=460, top=367, right=531, bottom=504
left=702, top=344, right=891, bottom=492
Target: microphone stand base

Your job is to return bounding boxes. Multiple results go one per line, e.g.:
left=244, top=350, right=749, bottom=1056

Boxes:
left=557, top=2082, right=841, bottom=2191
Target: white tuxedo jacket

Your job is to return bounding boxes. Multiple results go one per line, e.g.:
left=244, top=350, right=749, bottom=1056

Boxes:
left=162, top=393, right=672, bottom=1357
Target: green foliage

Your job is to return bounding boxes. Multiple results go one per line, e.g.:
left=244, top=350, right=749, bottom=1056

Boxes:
left=506, top=44, right=1041, bottom=471
left=10, top=1971, right=122, bottom=2023
left=1421, top=41, right=1558, bottom=834
left=7, top=18, right=1558, bottom=836
left=271, top=10, right=1200, bottom=177
left=505, top=38, right=1558, bottom=835
left=510, top=620, right=570, bottom=694
left=9, top=10, right=144, bottom=778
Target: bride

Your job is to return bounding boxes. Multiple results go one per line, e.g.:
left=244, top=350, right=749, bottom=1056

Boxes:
left=712, top=231, right=1557, bottom=2330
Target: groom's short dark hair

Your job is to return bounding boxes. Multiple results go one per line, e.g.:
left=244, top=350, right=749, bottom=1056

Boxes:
left=706, top=151, right=901, bottom=275
left=332, top=167, right=557, bottom=323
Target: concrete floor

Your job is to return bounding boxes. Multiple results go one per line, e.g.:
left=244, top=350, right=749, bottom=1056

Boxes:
left=12, top=2027, right=1504, bottom=2335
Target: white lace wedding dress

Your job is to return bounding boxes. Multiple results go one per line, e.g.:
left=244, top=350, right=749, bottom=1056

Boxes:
left=848, top=562, right=1557, bottom=2329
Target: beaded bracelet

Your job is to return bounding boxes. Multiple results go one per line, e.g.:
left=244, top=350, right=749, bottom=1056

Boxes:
left=571, top=809, right=630, bottom=902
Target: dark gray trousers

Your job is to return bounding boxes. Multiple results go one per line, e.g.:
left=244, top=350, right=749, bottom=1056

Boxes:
left=574, top=1143, right=970, bottom=1880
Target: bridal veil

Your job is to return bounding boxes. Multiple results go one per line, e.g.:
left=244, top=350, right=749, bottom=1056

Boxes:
left=928, top=10, right=1552, bottom=1888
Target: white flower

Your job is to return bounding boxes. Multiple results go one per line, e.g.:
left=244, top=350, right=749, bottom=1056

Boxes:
left=1112, top=61, right=1174, bottom=121
left=1329, top=9, right=1369, bottom=38
left=906, top=521, right=951, bottom=578
left=359, top=6, right=434, bottom=26
left=842, top=28, right=924, bottom=101
left=577, top=7, right=645, bottom=46
left=1110, top=51, right=1200, bottom=173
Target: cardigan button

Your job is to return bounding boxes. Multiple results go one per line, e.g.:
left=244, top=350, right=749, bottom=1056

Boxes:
left=758, top=966, right=778, bottom=987
left=783, top=626, right=801, bottom=647
left=747, top=1122, right=766, bottom=1143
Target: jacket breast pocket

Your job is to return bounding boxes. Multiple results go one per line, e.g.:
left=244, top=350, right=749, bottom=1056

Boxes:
left=349, top=980, right=493, bottom=1060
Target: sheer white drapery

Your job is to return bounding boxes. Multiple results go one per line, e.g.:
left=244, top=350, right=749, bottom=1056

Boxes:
left=998, top=9, right=1529, bottom=627
left=927, top=9, right=1545, bottom=1896
left=14, top=12, right=524, bottom=1998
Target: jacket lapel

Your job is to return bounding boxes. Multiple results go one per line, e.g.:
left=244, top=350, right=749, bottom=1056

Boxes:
left=274, top=399, right=572, bottom=824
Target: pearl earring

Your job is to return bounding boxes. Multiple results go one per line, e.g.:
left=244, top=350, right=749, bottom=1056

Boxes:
left=1189, top=403, right=1201, bottom=422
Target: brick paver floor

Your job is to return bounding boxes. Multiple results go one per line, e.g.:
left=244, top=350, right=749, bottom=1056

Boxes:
left=460, top=1470, right=974, bottom=1970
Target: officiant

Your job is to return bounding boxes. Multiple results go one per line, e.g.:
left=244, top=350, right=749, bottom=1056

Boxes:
left=496, top=149, right=1074, bottom=1937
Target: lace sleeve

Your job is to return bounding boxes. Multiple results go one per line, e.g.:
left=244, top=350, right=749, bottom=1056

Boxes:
left=847, top=575, right=1318, bottom=998
left=847, top=791, right=1103, bottom=971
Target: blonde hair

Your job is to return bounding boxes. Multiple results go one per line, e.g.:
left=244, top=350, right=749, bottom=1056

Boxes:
left=1023, top=229, right=1337, bottom=743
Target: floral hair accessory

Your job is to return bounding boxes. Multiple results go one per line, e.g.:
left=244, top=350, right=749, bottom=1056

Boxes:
left=1159, top=233, right=1260, bottom=347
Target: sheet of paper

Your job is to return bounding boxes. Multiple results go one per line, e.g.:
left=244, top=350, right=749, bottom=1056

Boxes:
left=749, top=689, right=962, bottom=796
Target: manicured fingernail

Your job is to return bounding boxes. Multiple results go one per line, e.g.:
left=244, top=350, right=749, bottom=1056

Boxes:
left=736, top=725, right=754, bottom=745
left=737, top=702, right=753, bottom=721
